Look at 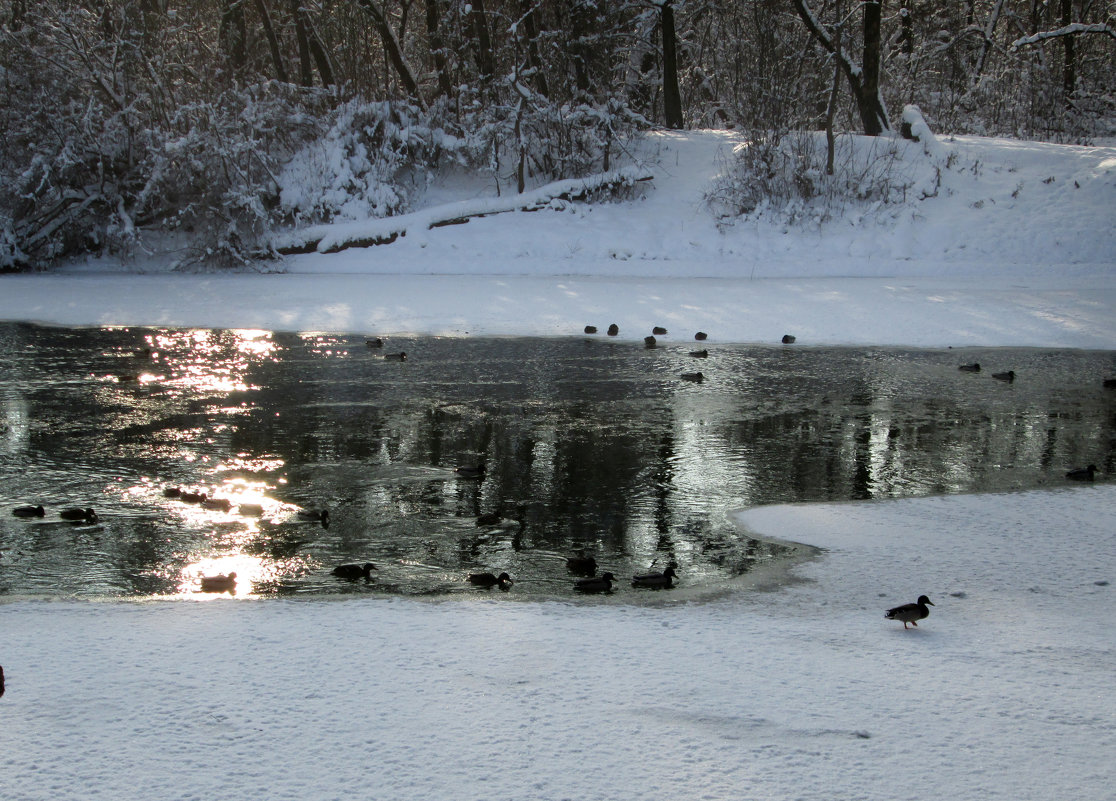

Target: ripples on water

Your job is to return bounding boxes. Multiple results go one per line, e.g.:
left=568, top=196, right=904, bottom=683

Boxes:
left=0, top=323, right=1112, bottom=601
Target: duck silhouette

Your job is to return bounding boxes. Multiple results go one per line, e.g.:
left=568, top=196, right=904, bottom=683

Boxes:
left=885, top=595, right=934, bottom=629
left=332, top=562, right=377, bottom=580
left=60, top=508, right=97, bottom=523
left=566, top=551, right=598, bottom=576
left=958, top=363, right=980, bottom=372
left=574, top=572, right=616, bottom=593
left=468, top=572, right=513, bottom=590
left=454, top=465, right=486, bottom=480
left=297, top=509, right=330, bottom=526
left=992, top=370, right=1015, bottom=382
left=199, top=572, right=237, bottom=593
left=1065, top=465, right=1097, bottom=481
left=12, top=505, right=45, bottom=518
left=632, top=566, right=678, bottom=589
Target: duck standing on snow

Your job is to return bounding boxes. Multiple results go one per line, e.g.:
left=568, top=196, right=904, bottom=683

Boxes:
left=885, top=595, right=934, bottom=629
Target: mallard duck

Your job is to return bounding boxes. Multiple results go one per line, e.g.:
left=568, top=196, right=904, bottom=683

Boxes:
left=992, top=370, right=1015, bottom=382
left=1066, top=464, right=1097, bottom=481
left=689, top=349, right=709, bottom=358
left=12, top=505, right=45, bottom=518
left=179, top=491, right=206, bottom=504
left=59, top=507, right=97, bottom=523
left=584, top=325, right=598, bottom=334
left=455, top=465, right=486, bottom=479
left=1104, top=378, right=1116, bottom=389
left=468, top=571, right=513, bottom=589
left=958, top=363, right=980, bottom=372
left=384, top=352, right=407, bottom=361
left=297, top=509, right=330, bottom=526
left=652, top=326, right=668, bottom=335
left=366, top=337, right=384, bottom=348
left=632, top=566, right=678, bottom=589
left=644, top=336, right=657, bottom=348
left=332, top=562, right=377, bottom=580
left=574, top=572, right=616, bottom=593
left=202, top=497, right=233, bottom=512
left=681, top=372, right=704, bottom=383
left=885, top=595, right=934, bottom=629
left=566, top=551, right=597, bottom=576
left=694, top=331, right=708, bottom=341
left=781, top=334, right=796, bottom=344
left=238, top=503, right=264, bottom=516
left=607, top=324, right=619, bottom=336
left=199, top=572, right=237, bottom=593
left=162, top=487, right=182, bottom=498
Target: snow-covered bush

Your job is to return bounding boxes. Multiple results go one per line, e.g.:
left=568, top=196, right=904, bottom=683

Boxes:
left=706, top=129, right=935, bottom=227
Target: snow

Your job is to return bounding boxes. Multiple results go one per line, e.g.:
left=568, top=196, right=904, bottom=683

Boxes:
left=1, top=130, right=1115, bottom=800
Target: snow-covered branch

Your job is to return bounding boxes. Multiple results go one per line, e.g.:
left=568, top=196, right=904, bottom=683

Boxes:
left=1012, top=23, right=1116, bottom=49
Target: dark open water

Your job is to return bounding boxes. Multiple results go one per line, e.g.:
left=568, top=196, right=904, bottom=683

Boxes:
left=0, top=323, right=1112, bottom=600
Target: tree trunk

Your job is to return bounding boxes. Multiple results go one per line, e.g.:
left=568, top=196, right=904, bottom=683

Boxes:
left=661, top=1, right=684, bottom=129
left=220, top=0, right=247, bottom=71
left=254, top=0, right=288, bottom=83
left=425, top=0, right=454, bottom=98
left=1061, top=0, right=1076, bottom=102
left=357, top=0, right=427, bottom=107
left=826, top=25, right=842, bottom=175
left=860, top=1, right=884, bottom=133
left=469, top=0, right=496, bottom=83
left=294, top=0, right=314, bottom=86
left=518, top=0, right=549, bottom=97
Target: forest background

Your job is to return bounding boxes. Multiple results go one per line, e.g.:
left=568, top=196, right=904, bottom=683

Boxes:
left=1, top=0, right=1113, bottom=270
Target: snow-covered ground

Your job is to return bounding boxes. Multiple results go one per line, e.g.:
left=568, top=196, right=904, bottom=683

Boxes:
left=1, top=130, right=1115, bottom=800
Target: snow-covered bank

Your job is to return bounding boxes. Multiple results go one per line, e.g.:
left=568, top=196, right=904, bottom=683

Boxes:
left=3, top=486, right=1114, bottom=801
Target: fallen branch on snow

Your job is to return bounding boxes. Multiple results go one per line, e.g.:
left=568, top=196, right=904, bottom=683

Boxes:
left=273, top=167, right=654, bottom=256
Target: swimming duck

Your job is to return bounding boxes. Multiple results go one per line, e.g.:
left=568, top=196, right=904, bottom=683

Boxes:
left=297, top=509, right=330, bottom=526
left=1104, top=378, right=1116, bottom=389
left=384, top=352, right=407, bottom=361
left=366, top=338, right=384, bottom=348
left=958, top=363, right=980, bottom=372
left=607, top=324, right=619, bottom=336
left=1065, top=464, right=1097, bottom=481
left=885, top=595, right=934, bottom=629
left=59, top=507, right=97, bottom=523
left=632, top=566, right=678, bottom=589
left=652, top=326, right=668, bottom=336
left=681, top=372, right=704, bottom=383
left=574, top=572, right=616, bottom=593
left=689, top=349, right=708, bottom=358
left=12, top=505, right=45, bottom=518
left=202, top=497, right=233, bottom=512
left=644, top=336, right=657, bottom=348
left=992, top=370, right=1015, bottom=382
left=162, top=487, right=182, bottom=498
left=694, top=331, right=708, bottom=341
left=199, top=572, right=237, bottom=593
left=566, top=551, right=598, bottom=576
left=332, top=562, right=377, bottom=580
left=468, top=571, right=513, bottom=589
left=179, top=491, right=206, bottom=504
left=584, top=325, right=598, bottom=334
left=455, top=465, right=486, bottom=480
left=238, top=503, right=264, bottom=516
left=781, top=334, right=796, bottom=344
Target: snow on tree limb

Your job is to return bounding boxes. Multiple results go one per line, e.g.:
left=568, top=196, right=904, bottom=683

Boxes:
left=1012, top=23, right=1116, bottom=49
left=273, top=167, right=654, bottom=255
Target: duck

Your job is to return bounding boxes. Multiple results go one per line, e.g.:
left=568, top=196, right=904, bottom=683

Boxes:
left=574, top=572, right=616, bottom=593
left=781, top=334, right=796, bottom=344
left=681, top=372, right=704, bottom=383
left=332, top=562, right=377, bottom=580
left=689, top=349, right=708, bottom=358
left=885, top=595, right=934, bottom=629
left=1104, top=378, right=1116, bottom=389
left=366, top=337, right=384, bottom=348
left=162, top=487, right=182, bottom=498
left=694, top=331, right=708, bottom=341
left=238, top=503, right=264, bottom=516
left=384, top=352, right=407, bottom=361
left=644, top=335, right=657, bottom=348
left=958, top=363, right=981, bottom=372
left=652, top=326, right=668, bottom=336
left=202, top=497, right=233, bottom=512
left=179, top=491, right=207, bottom=504
left=199, top=572, right=237, bottom=593
left=1065, top=464, right=1097, bottom=481
left=632, top=566, right=678, bottom=589
left=454, top=465, right=486, bottom=480
left=297, top=509, right=330, bottom=526
left=59, top=507, right=97, bottom=523
left=566, top=551, right=598, bottom=576
left=468, top=571, right=513, bottom=590
left=12, top=505, right=45, bottom=518
left=992, top=370, right=1015, bottom=382
left=607, top=323, right=619, bottom=336
left=584, top=325, right=598, bottom=334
